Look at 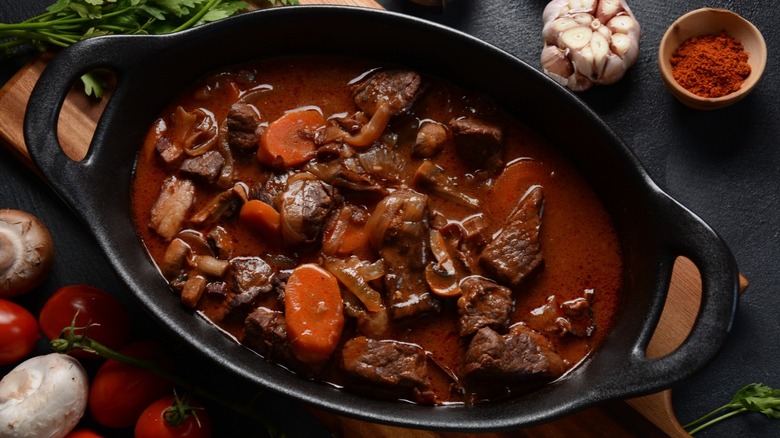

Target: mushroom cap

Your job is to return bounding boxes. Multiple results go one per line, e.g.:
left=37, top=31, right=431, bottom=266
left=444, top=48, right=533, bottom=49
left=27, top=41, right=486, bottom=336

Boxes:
left=0, top=353, right=89, bottom=438
left=0, top=209, right=55, bottom=298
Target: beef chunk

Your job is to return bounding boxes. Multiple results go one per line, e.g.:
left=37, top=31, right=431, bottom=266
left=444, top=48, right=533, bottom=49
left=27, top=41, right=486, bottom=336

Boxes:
left=463, top=325, right=565, bottom=388
left=242, top=307, right=289, bottom=360
left=480, top=185, right=544, bottom=288
left=227, top=103, right=263, bottom=151
left=179, top=150, right=225, bottom=184
left=149, top=176, right=195, bottom=241
left=155, top=136, right=184, bottom=167
left=457, top=276, right=514, bottom=337
left=341, top=336, right=433, bottom=403
left=229, top=256, right=273, bottom=308
left=449, top=117, right=503, bottom=169
left=241, top=307, right=311, bottom=376
left=351, top=70, right=422, bottom=117
left=367, top=190, right=441, bottom=320
left=278, top=174, right=338, bottom=247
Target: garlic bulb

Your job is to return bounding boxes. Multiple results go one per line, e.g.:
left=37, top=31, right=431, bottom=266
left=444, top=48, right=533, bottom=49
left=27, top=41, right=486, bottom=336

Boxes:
left=541, top=0, right=640, bottom=92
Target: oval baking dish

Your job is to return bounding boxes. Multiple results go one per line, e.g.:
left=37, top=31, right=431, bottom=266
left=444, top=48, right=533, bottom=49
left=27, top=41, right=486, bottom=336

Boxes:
left=24, top=6, right=739, bottom=432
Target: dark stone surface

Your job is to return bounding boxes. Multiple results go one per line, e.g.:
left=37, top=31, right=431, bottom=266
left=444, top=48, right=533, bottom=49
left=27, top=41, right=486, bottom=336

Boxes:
left=2, top=1, right=778, bottom=436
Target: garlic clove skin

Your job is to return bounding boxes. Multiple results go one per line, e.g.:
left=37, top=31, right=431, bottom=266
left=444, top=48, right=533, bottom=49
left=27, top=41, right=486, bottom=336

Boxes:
left=0, top=354, right=89, bottom=438
left=541, top=0, right=640, bottom=91
left=541, top=45, right=574, bottom=85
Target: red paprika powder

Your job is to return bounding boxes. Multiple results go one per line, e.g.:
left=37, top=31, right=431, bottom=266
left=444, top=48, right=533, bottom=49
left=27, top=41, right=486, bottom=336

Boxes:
left=670, top=31, right=751, bottom=98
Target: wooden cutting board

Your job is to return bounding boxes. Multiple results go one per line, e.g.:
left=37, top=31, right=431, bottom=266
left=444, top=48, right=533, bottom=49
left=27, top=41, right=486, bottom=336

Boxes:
left=0, top=1, right=748, bottom=436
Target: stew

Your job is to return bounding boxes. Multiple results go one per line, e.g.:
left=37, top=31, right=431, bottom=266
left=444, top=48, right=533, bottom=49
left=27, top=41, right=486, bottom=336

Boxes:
left=132, top=55, right=623, bottom=405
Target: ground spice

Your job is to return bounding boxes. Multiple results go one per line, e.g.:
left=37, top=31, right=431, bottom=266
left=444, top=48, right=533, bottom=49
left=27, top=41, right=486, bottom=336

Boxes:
left=670, top=31, right=751, bottom=98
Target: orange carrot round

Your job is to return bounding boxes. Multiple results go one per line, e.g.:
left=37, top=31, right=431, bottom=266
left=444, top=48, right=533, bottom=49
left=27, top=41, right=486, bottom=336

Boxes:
left=285, top=263, right=344, bottom=363
left=239, top=199, right=281, bottom=243
left=258, top=109, right=325, bottom=168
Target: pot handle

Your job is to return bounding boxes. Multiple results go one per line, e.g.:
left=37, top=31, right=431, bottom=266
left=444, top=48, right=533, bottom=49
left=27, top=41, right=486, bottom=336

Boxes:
left=615, top=193, right=739, bottom=397
left=24, top=36, right=142, bottom=201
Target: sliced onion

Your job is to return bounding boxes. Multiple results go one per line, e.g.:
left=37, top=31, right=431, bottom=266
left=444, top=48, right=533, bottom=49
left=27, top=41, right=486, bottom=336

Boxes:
left=365, top=190, right=428, bottom=250
left=342, top=100, right=393, bottom=147
left=323, top=256, right=383, bottom=312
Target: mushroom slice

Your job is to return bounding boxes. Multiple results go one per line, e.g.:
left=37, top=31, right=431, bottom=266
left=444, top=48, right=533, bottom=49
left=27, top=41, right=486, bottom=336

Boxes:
left=189, top=182, right=249, bottom=227
left=0, top=209, right=54, bottom=298
left=425, top=229, right=462, bottom=298
left=413, top=161, right=480, bottom=209
left=172, top=106, right=219, bottom=157
left=413, top=120, right=452, bottom=158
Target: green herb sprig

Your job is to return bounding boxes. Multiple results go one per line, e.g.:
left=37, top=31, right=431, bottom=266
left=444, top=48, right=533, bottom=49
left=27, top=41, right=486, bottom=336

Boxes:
left=683, top=383, right=780, bottom=434
left=0, top=0, right=299, bottom=97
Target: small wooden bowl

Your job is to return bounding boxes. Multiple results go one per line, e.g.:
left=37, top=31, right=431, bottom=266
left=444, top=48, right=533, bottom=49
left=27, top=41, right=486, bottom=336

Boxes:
left=658, top=8, right=767, bottom=110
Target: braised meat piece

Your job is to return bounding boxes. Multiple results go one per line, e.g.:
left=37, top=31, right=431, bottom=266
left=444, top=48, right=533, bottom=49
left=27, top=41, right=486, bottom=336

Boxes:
left=179, top=150, right=225, bottom=185
left=226, top=103, right=263, bottom=151
left=351, top=70, right=422, bottom=116
left=242, top=307, right=290, bottom=361
left=228, top=256, right=274, bottom=308
left=341, top=336, right=434, bottom=403
left=480, top=185, right=544, bottom=288
left=366, top=190, right=441, bottom=320
left=457, top=276, right=514, bottom=337
left=462, top=325, right=565, bottom=388
left=148, top=176, right=195, bottom=241
left=449, top=117, right=504, bottom=169
left=242, top=307, right=311, bottom=377
left=278, top=174, right=338, bottom=247
left=155, top=136, right=183, bottom=167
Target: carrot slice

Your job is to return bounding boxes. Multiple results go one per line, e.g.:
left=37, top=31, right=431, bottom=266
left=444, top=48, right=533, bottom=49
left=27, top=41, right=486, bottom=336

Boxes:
left=258, top=109, right=325, bottom=168
left=239, top=199, right=281, bottom=243
left=285, top=263, right=345, bottom=363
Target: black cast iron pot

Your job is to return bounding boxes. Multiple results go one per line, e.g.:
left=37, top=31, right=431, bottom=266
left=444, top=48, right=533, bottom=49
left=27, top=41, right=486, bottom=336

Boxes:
left=24, top=5, right=739, bottom=432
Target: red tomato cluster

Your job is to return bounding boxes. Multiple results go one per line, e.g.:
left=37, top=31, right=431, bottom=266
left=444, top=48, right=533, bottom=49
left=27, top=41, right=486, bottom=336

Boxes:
left=1, top=285, right=212, bottom=438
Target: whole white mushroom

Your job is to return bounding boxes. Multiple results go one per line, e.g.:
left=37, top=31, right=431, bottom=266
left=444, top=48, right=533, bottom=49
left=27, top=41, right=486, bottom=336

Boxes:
left=0, top=209, right=55, bottom=298
left=0, top=353, right=89, bottom=438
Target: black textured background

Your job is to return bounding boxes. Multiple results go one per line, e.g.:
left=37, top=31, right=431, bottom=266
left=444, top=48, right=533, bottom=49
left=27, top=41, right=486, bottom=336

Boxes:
left=1, top=1, right=778, bottom=436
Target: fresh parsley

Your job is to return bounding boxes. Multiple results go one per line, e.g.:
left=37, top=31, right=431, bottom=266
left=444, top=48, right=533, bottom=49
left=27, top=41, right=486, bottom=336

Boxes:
left=0, top=0, right=299, bottom=97
left=683, top=383, right=780, bottom=434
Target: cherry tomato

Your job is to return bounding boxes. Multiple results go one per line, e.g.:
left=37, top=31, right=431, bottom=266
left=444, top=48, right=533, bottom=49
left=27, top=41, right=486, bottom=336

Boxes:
left=89, top=340, right=175, bottom=428
left=38, top=284, right=131, bottom=357
left=0, top=298, right=40, bottom=365
left=135, top=394, right=213, bottom=438
left=65, top=430, right=104, bottom=438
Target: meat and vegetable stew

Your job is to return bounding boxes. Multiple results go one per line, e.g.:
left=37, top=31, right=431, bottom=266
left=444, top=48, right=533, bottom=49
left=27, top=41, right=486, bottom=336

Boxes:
left=132, top=55, right=623, bottom=405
